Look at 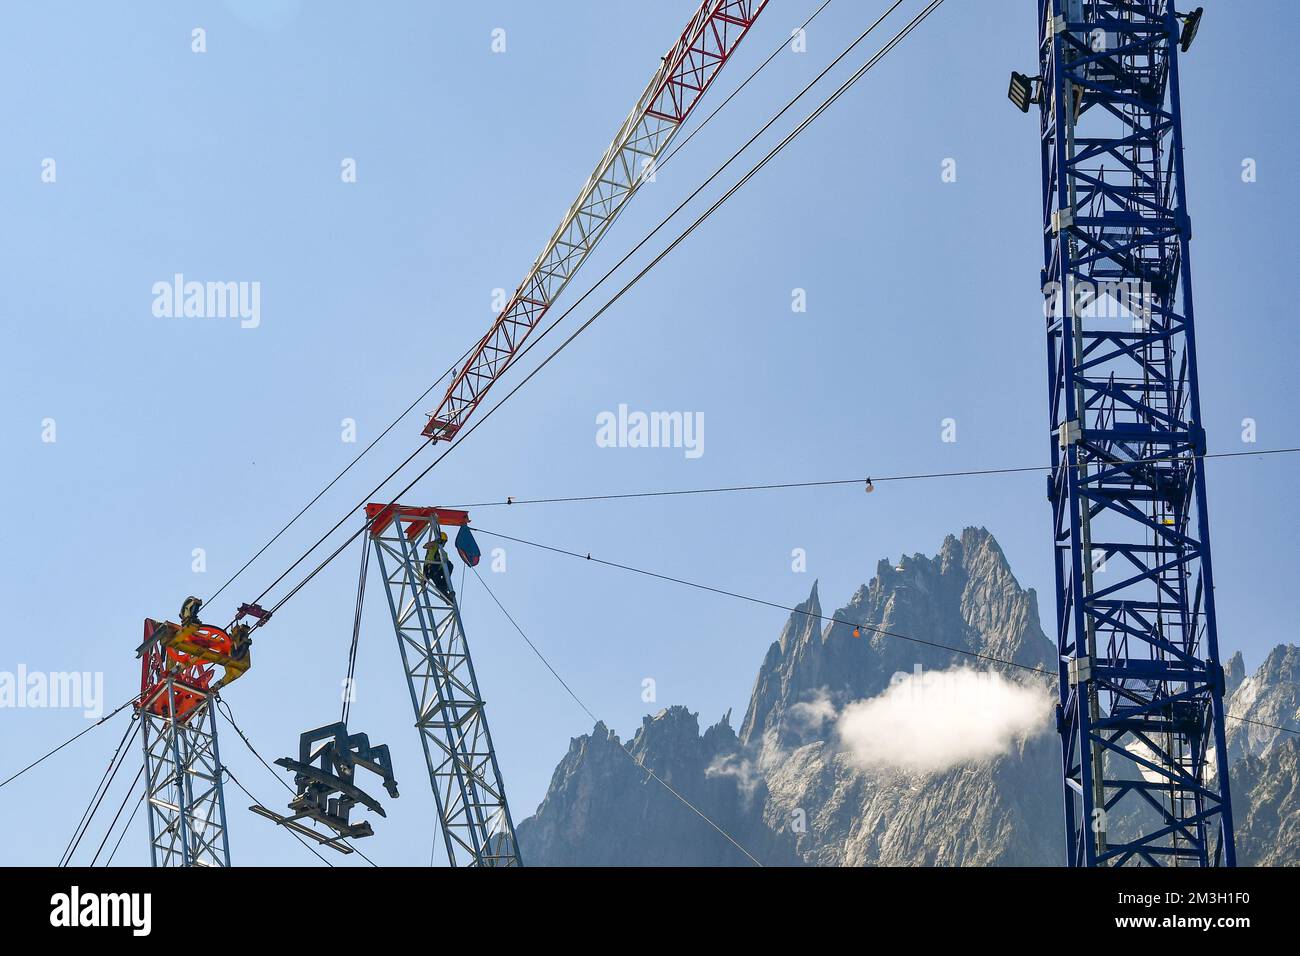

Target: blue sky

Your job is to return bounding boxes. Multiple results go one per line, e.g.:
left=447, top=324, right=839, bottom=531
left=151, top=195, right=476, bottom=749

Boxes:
left=1, top=0, right=1295, bottom=866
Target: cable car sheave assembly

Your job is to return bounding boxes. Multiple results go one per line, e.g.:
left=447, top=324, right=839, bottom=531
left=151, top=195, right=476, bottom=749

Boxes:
left=248, top=723, right=400, bottom=853
left=126, top=0, right=1237, bottom=870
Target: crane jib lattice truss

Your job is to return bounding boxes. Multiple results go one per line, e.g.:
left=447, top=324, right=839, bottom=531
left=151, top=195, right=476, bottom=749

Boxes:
left=422, top=0, right=768, bottom=442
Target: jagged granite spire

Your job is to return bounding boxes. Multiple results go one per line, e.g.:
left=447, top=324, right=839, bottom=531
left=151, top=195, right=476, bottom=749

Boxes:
left=1224, top=650, right=1247, bottom=699
left=1226, top=644, right=1300, bottom=765
left=515, top=707, right=796, bottom=866
left=740, top=528, right=1053, bottom=750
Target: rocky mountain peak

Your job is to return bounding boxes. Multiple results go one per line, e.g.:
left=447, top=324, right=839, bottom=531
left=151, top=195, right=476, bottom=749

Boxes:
left=1225, top=650, right=1247, bottom=699
left=739, top=528, right=1052, bottom=749
left=516, top=704, right=791, bottom=866
left=1226, top=643, right=1300, bottom=765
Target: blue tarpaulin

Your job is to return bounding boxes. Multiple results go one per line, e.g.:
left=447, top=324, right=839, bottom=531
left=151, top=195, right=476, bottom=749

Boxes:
left=455, top=525, right=481, bottom=568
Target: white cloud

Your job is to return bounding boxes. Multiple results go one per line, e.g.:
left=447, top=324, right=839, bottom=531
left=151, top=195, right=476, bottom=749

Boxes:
left=836, top=668, right=1052, bottom=773
left=787, top=688, right=837, bottom=733
left=705, top=753, right=762, bottom=804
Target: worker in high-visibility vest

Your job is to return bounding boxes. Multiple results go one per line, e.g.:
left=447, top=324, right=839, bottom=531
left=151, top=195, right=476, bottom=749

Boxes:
left=180, top=595, right=203, bottom=627
left=422, top=532, right=455, bottom=600
left=212, top=622, right=253, bottom=690
left=229, top=622, right=252, bottom=660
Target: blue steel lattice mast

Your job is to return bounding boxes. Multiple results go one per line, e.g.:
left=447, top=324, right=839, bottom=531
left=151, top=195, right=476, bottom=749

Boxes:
left=1032, top=1, right=1234, bottom=866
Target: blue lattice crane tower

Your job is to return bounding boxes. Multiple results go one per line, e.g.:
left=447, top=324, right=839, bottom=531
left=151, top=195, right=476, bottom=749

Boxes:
left=1018, top=1, right=1232, bottom=865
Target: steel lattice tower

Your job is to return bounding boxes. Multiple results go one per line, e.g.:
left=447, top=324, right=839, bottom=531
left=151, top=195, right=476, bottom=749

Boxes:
left=1035, top=0, right=1234, bottom=865
left=138, top=676, right=232, bottom=867
left=368, top=503, right=521, bottom=866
